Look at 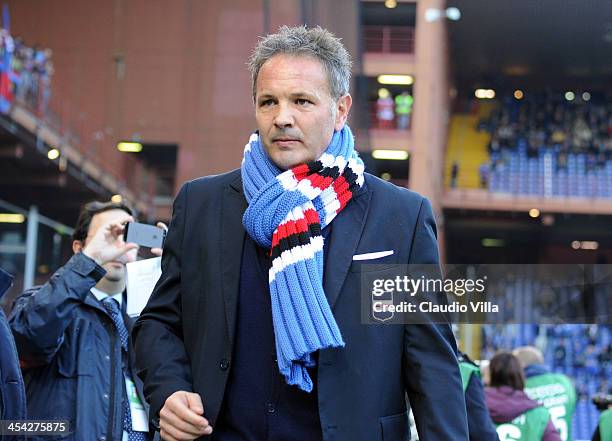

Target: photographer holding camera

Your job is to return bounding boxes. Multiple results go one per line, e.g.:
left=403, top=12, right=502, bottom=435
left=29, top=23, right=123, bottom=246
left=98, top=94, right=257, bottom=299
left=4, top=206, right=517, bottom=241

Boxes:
left=9, top=201, right=162, bottom=441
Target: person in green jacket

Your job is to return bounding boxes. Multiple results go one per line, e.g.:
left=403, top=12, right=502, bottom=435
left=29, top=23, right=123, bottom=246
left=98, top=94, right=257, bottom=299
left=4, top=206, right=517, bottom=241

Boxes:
left=592, top=407, right=612, bottom=441
left=395, top=91, right=413, bottom=130
left=514, top=346, right=577, bottom=441
left=485, top=352, right=561, bottom=441
left=591, top=393, right=612, bottom=441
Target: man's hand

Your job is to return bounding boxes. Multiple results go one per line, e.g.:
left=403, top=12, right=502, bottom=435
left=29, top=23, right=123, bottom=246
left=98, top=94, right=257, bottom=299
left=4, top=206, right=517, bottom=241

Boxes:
left=159, top=391, right=212, bottom=441
left=82, top=214, right=138, bottom=266
left=151, top=222, right=168, bottom=257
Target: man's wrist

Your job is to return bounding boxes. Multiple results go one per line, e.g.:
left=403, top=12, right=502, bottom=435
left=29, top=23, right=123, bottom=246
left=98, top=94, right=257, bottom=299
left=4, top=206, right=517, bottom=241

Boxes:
left=71, top=252, right=107, bottom=281
left=81, top=248, right=103, bottom=266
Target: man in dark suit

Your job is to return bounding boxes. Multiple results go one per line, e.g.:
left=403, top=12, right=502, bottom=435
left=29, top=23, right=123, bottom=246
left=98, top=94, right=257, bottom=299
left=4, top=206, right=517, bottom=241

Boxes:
left=133, top=25, right=469, bottom=441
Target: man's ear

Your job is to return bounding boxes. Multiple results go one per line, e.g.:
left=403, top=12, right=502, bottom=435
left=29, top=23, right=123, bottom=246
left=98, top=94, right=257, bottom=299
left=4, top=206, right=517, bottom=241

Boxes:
left=72, top=240, right=83, bottom=254
left=334, top=94, right=352, bottom=131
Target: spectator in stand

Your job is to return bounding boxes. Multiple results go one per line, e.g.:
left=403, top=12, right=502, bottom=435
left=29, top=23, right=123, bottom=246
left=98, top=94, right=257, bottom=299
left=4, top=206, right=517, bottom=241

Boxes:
left=0, top=28, right=15, bottom=113
left=485, top=352, right=561, bottom=441
left=606, top=138, right=612, bottom=159
left=0, top=29, right=53, bottom=114
left=587, top=152, right=597, bottom=171
left=395, top=90, right=413, bottom=130
left=489, top=134, right=501, bottom=154
left=376, top=87, right=394, bottom=129
left=450, top=161, right=459, bottom=188
left=527, top=139, right=539, bottom=158
left=572, top=117, right=592, bottom=153
left=598, top=343, right=611, bottom=366
left=36, top=49, right=53, bottom=114
left=479, top=162, right=490, bottom=188
left=14, top=45, right=32, bottom=103
left=557, top=151, right=568, bottom=171
left=550, top=125, right=567, bottom=146
left=28, top=44, right=41, bottom=107
left=497, top=116, right=515, bottom=150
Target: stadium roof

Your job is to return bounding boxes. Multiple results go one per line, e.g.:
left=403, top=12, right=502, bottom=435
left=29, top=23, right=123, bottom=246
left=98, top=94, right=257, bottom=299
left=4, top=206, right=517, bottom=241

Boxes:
left=448, top=0, right=612, bottom=90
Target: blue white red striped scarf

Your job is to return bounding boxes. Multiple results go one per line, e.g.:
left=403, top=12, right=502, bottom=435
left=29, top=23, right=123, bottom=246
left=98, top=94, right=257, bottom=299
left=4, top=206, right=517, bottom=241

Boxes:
left=241, top=125, right=365, bottom=392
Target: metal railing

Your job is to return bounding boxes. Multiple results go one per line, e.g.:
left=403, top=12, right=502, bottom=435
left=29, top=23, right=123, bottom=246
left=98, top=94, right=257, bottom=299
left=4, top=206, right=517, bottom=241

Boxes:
left=11, top=96, right=155, bottom=213
left=362, top=25, right=415, bottom=54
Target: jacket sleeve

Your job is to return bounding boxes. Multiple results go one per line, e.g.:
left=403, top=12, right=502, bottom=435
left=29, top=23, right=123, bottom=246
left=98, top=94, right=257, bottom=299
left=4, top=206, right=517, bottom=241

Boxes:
left=542, top=419, right=562, bottom=441
left=9, top=253, right=105, bottom=366
left=403, top=197, right=470, bottom=441
left=132, top=183, right=194, bottom=428
left=465, top=375, right=500, bottom=441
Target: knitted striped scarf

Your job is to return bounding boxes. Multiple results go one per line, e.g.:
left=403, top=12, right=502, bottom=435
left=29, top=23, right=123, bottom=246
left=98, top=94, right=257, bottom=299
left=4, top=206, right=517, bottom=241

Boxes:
left=241, top=125, right=365, bottom=392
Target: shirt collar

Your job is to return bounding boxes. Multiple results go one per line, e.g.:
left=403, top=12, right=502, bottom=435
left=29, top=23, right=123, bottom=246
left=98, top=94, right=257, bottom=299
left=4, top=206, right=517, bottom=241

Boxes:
left=91, top=287, right=123, bottom=306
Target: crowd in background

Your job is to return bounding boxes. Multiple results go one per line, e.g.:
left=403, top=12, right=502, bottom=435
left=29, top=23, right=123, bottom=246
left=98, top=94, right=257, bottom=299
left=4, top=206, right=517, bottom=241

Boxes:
left=479, top=96, right=612, bottom=186
left=484, top=96, right=612, bottom=174
left=0, top=26, right=53, bottom=114
left=459, top=93, right=612, bottom=199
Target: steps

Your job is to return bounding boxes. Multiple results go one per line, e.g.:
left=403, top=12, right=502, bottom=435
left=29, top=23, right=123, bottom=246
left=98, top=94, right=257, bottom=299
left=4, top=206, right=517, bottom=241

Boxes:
left=445, top=102, right=497, bottom=189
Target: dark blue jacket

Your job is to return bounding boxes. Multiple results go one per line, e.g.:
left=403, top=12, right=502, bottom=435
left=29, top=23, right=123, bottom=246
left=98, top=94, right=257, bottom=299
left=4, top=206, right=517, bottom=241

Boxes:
left=0, top=267, right=27, bottom=440
left=9, top=253, right=149, bottom=441
left=465, top=371, right=500, bottom=441
left=134, top=169, right=469, bottom=441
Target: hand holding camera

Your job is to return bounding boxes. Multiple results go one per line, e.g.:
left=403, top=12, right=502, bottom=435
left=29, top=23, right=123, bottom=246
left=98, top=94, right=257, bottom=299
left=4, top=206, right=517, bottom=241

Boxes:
left=83, top=213, right=138, bottom=266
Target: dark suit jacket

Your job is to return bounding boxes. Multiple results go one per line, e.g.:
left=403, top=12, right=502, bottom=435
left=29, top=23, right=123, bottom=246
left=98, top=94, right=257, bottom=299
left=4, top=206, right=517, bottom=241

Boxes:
left=133, top=169, right=469, bottom=441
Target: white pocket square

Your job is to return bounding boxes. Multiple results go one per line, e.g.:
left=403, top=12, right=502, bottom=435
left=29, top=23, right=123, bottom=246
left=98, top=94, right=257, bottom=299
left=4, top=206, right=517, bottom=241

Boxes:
left=352, top=250, right=394, bottom=261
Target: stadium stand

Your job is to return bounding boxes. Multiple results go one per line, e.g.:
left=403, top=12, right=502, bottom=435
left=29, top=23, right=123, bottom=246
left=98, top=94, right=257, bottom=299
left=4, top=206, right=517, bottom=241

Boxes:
left=0, top=27, right=53, bottom=114
left=445, top=101, right=496, bottom=188
left=479, top=95, right=612, bottom=198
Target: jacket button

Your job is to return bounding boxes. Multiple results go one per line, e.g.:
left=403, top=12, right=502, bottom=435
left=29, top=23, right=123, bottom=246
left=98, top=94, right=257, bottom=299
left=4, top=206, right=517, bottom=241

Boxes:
left=220, top=359, right=230, bottom=371
left=267, top=403, right=275, bottom=413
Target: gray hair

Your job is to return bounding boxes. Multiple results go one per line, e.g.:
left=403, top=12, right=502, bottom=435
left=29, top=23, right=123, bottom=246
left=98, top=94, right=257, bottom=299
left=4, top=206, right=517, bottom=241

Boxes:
left=248, top=25, right=352, bottom=101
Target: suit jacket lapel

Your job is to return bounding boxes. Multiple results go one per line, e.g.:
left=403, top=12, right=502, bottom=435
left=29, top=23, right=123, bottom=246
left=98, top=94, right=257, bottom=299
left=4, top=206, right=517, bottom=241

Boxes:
left=323, top=183, right=371, bottom=310
left=221, top=175, right=247, bottom=348
left=220, top=172, right=370, bottom=334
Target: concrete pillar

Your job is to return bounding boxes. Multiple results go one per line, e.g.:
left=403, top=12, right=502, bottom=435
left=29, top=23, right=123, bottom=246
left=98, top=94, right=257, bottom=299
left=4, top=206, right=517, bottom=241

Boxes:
left=411, top=0, right=450, bottom=262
